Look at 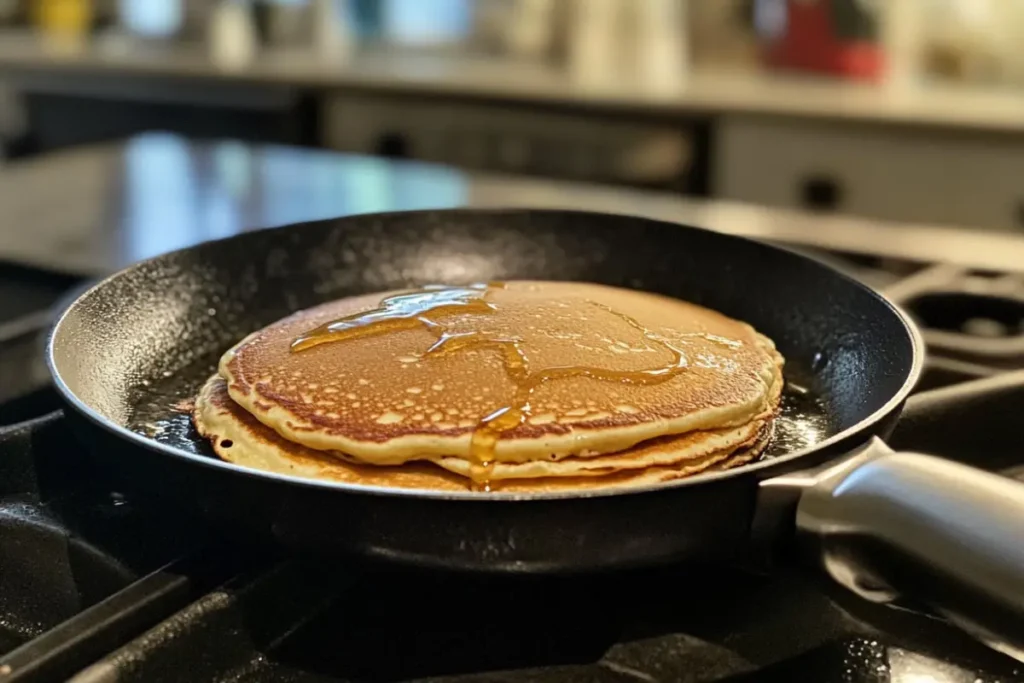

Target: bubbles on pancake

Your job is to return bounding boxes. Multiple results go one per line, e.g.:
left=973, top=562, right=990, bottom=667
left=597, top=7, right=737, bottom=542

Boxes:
left=287, top=282, right=750, bottom=490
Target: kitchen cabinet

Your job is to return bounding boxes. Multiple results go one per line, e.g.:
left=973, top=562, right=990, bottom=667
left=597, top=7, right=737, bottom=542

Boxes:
left=715, top=115, right=1024, bottom=231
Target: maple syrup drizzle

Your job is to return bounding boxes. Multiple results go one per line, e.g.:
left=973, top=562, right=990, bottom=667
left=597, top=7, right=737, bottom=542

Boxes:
left=291, top=283, right=500, bottom=352
left=291, top=284, right=715, bottom=491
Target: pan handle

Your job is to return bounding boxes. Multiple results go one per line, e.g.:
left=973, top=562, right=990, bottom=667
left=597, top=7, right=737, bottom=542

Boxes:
left=794, top=439, right=1024, bottom=662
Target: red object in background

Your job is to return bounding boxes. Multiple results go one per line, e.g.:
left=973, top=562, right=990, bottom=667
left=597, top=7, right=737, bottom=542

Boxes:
left=764, top=0, right=885, bottom=81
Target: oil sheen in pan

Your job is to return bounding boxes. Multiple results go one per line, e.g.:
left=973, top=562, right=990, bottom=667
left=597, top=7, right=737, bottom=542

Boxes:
left=126, top=352, right=834, bottom=468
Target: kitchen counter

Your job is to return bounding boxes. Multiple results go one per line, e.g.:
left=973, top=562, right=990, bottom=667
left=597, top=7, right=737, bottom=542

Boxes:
left=2, top=133, right=1024, bottom=277
left=5, top=32, right=1024, bottom=134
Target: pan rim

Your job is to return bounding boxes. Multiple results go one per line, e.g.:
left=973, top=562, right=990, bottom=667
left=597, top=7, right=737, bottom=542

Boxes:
left=46, top=207, right=925, bottom=503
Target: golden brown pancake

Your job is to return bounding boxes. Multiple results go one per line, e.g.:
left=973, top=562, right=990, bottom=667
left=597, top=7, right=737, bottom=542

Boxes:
left=220, top=281, right=782, bottom=466
left=194, top=375, right=772, bottom=493
left=433, top=373, right=780, bottom=481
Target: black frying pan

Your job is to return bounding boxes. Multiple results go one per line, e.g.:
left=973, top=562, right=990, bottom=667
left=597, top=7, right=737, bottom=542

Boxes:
left=47, top=209, right=1024, bottom=659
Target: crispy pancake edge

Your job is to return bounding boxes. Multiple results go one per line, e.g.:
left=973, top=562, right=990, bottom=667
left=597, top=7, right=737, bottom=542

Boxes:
left=432, top=376, right=781, bottom=480
left=194, top=375, right=775, bottom=493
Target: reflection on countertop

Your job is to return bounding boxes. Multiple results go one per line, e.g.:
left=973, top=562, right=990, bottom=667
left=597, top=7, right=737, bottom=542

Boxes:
left=0, top=134, right=466, bottom=272
left=117, top=135, right=467, bottom=262
left=3, top=133, right=1024, bottom=276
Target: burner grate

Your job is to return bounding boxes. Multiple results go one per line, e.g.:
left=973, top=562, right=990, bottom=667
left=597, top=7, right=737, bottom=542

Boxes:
left=0, top=262, right=83, bottom=423
left=0, top=414, right=231, bottom=682
left=1, top=258, right=1024, bottom=682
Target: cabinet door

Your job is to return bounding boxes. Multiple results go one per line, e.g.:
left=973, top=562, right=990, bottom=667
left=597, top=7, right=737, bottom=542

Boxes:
left=715, top=116, right=1024, bottom=231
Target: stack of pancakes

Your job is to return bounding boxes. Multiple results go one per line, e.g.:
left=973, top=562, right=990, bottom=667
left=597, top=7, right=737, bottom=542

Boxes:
left=194, top=281, right=784, bottom=492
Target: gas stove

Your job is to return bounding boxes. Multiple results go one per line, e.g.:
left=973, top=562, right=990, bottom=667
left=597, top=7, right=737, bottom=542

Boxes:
left=1, top=248, right=1024, bottom=683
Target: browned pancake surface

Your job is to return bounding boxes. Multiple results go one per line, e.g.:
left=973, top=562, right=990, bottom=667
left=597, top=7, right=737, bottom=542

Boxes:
left=221, top=281, right=781, bottom=464
left=194, top=376, right=771, bottom=493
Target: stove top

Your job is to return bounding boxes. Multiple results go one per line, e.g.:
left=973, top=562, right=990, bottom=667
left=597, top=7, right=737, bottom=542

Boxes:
left=2, top=248, right=1024, bottom=683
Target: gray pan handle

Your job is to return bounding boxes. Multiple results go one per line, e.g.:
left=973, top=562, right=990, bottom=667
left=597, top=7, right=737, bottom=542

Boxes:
left=792, top=439, right=1024, bottom=661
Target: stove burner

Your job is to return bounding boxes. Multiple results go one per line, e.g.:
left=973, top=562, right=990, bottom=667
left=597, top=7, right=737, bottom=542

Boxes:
left=2, top=256, right=1024, bottom=682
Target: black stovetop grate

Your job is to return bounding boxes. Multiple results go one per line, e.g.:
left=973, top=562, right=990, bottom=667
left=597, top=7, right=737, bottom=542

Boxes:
left=2, top=256, right=1024, bottom=682
left=0, top=384, right=1022, bottom=682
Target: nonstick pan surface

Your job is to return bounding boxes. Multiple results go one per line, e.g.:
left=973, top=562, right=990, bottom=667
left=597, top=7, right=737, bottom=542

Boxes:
left=48, top=209, right=920, bottom=566
left=50, top=210, right=1024, bottom=661
left=49, top=210, right=917, bottom=514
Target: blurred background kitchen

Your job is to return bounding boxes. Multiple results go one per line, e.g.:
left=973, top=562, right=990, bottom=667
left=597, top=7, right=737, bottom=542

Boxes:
left=1, top=0, right=1024, bottom=228
left=7, top=7, right=1024, bottom=681
left=5, top=0, right=1024, bottom=284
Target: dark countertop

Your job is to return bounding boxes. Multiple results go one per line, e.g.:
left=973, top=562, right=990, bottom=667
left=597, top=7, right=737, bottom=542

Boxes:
left=2, top=133, right=1024, bottom=276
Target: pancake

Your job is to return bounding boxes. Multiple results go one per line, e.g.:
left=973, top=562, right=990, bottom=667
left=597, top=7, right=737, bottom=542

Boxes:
left=433, top=371, right=780, bottom=481
left=194, top=375, right=772, bottom=493
left=220, top=281, right=782, bottom=466
left=195, top=374, right=468, bottom=492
